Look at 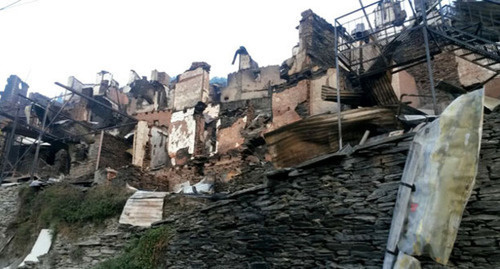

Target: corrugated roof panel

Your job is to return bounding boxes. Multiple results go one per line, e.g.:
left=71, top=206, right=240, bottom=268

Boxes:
left=119, top=191, right=168, bottom=227
left=264, top=107, right=398, bottom=168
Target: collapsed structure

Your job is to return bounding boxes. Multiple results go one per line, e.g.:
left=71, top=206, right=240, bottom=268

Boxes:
left=0, top=0, right=499, bottom=268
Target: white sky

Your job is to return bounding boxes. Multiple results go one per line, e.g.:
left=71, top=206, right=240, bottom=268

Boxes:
left=0, top=0, right=361, bottom=97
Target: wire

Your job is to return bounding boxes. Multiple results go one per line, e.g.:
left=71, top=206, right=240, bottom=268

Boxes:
left=0, top=0, right=22, bottom=11
left=0, top=0, right=39, bottom=11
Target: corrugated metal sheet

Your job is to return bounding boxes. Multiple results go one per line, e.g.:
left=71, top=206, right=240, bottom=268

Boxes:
left=119, top=191, right=168, bottom=227
left=361, top=73, right=400, bottom=106
left=264, top=107, right=399, bottom=168
left=321, top=85, right=365, bottom=106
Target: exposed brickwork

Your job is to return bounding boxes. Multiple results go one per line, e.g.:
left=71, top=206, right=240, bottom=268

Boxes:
left=134, top=110, right=172, bottom=127
left=407, top=52, right=461, bottom=112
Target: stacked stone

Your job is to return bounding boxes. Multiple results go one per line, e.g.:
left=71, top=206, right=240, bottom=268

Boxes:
left=10, top=107, right=497, bottom=268
left=161, top=105, right=500, bottom=269
left=0, top=184, right=21, bottom=267
left=162, top=137, right=412, bottom=269
left=440, top=106, right=500, bottom=268
left=36, top=219, right=140, bottom=269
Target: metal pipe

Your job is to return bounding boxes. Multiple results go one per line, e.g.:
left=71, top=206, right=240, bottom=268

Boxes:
left=23, top=93, right=75, bottom=180
left=438, top=0, right=446, bottom=26
left=421, top=0, right=439, bottom=115
left=53, top=121, right=137, bottom=142
left=358, top=0, right=375, bottom=33
left=30, top=101, right=51, bottom=181
left=0, top=105, right=20, bottom=183
left=95, top=130, right=104, bottom=171
left=359, top=130, right=371, bottom=145
left=38, top=93, right=75, bottom=134
left=334, top=20, right=344, bottom=149
left=16, top=94, right=93, bottom=132
left=336, top=0, right=381, bottom=20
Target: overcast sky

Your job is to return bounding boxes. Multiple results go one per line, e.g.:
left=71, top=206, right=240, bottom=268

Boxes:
left=0, top=0, right=361, bottom=97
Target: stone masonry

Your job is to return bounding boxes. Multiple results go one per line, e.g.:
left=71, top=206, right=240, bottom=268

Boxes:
left=160, top=106, right=500, bottom=268
left=0, top=184, right=21, bottom=268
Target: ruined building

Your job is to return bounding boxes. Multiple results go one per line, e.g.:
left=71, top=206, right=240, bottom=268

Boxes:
left=1, top=0, right=500, bottom=268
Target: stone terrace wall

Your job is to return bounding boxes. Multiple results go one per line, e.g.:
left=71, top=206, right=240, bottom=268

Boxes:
left=163, top=137, right=412, bottom=269
left=162, top=106, right=500, bottom=268
left=37, top=218, right=140, bottom=269
left=0, top=185, right=21, bottom=268
left=446, top=106, right=500, bottom=268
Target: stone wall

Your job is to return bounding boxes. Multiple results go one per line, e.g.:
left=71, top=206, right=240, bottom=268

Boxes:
left=0, top=184, right=21, bottom=268
left=161, top=107, right=500, bottom=268
left=162, top=136, right=412, bottom=269
left=448, top=106, right=500, bottom=268
left=36, top=218, right=139, bottom=269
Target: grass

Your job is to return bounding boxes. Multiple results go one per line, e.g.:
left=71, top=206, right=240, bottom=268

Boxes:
left=95, top=225, right=174, bottom=269
left=11, top=183, right=131, bottom=255
left=10, top=183, right=174, bottom=269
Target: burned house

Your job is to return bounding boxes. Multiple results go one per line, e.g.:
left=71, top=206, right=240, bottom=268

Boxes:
left=1, top=1, right=500, bottom=268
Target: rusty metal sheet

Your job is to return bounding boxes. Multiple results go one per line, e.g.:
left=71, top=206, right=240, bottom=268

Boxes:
left=119, top=191, right=168, bottom=227
left=361, top=72, right=400, bottom=106
left=264, top=107, right=398, bottom=168
left=321, top=85, right=364, bottom=106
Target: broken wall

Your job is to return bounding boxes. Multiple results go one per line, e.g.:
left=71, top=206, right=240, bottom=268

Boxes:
left=391, top=70, right=420, bottom=107
left=66, top=88, right=93, bottom=122
left=168, top=109, right=196, bottom=166
left=106, top=87, right=129, bottom=109
left=132, top=121, right=169, bottom=170
left=194, top=104, right=219, bottom=156
left=282, top=10, right=336, bottom=80
left=173, top=68, right=210, bottom=111
left=221, top=65, right=284, bottom=102
left=217, top=98, right=271, bottom=155
left=407, top=52, right=463, bottom=113
left=271, top=80, right=309, bottom=130
left=309, top=68, right=341, bottom=115
left=0, top=75, right=29, bottom=108
left=69, top=133, right=131, bottom=181
left=271, top=68, right=341, bottom=131
left=134, top=110, right=172, bottom=127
